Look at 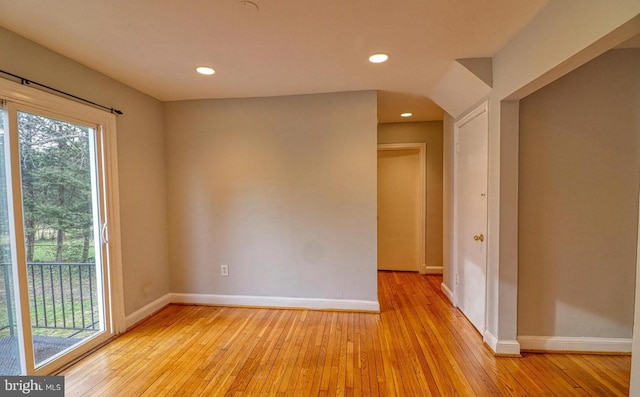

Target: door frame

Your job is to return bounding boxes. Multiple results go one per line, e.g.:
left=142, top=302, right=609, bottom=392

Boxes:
left=453, top=102, right=489, bottom=327
left=0, top=76, right=125, bottom=375
left=377, top=143, right=426, bottom=273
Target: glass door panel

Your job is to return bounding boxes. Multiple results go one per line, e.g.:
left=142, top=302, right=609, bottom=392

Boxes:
left=16, top=111, right=104, bottom=368
left=0, top=107, right=22, bottom=375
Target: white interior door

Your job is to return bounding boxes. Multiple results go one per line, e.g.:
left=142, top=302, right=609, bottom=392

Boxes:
left=455, top=103, right=488, bottom=334
left=377, top=144, right=425, bottom=272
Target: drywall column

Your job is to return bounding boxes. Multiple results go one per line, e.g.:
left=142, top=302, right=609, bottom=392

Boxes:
left=483, top=99, right=520, bottom=354
left=497, top=101, right=519, bottom=350
left=442, top=113, right=455, bottom=292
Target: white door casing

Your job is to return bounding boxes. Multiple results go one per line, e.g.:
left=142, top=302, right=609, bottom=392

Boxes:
left=453, top=102, right=488, bottom=334
left=377, top=143, right=426, bottom=272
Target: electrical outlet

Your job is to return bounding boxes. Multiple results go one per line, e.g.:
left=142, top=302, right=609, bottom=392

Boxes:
left=220, top=264, right=229, bottom=277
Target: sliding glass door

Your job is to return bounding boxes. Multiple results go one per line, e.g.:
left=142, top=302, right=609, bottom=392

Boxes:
left=0, top=80, right=122, bottom=375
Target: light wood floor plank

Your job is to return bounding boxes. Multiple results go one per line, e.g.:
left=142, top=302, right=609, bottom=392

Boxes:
left=60, top=272, right=631, bottom=396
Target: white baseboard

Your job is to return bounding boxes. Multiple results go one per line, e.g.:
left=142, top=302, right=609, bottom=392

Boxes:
left=440, top=282, right=454, bottom=305
left=125, top=293, right=172, bottom=329
left=484, top=330, right=521, bottom=356
left=124, top=292, right=380, bottom=330
left=171, top=293, right=381, bottom=312
left=518, top=335, right=632, bottom=353
left=426, top=266, right=443, bottom=274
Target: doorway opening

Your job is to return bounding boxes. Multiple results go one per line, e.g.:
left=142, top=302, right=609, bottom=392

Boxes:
left=377, top=143, right=426, bottom=273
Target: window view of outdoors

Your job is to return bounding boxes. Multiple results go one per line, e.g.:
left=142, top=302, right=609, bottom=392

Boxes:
left=0, top=111, right=103, bottom=374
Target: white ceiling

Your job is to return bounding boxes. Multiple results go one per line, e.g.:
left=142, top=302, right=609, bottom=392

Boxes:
left=0, top=0, right=549, bottom=122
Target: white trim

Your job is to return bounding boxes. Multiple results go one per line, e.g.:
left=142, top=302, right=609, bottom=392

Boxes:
left=171, top=293, right=381, bottom=312
left=518, top=336, right=632, bottom=353
left=4, top=102, right=33, bottom=374
left=125, top=294, right=172, bottom=329
left=484, top=330, right=521, bottom=355
left=0, top=76, right=115, bottom=124
left=102, top=117, right=126, bottom=335
left=440, top=283, right=454, bottom=305
left=425, top=266, right=443, bottom=274
left=123, top=293, right=380, bottom=330
left=377, top=143, right=426, bottom=272
left=484, top=331, right=498, bottom=352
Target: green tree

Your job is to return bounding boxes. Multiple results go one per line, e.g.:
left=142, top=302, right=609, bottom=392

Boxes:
left=18, top=112, right=94, bottom=263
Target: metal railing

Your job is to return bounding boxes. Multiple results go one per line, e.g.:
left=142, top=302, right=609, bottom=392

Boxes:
left=0, top=262, right=99, bottom=335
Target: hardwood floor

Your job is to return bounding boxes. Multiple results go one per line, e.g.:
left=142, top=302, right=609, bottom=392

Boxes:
left=60, top=272, right=631, bottom=396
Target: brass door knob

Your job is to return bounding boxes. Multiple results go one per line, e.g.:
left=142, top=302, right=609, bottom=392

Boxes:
left=473, top=234, right=484, bottom=242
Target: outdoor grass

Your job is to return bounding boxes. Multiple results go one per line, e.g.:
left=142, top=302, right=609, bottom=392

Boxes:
left=0, top=238, right=99, bottom=339
left=32, top=239, right=95, bottom=263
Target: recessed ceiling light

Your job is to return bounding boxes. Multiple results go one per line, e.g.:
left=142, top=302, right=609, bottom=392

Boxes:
left=196, top=66, right=215, bottom=75
left=369, top=53, right=389, bottom=63
left=401, top=112, right=413, bottom=117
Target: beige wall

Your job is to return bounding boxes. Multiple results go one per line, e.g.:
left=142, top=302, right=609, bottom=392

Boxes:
left=0, top=27, right=171, bottom=315
left=377, top=122, right=443, bottom=271
left=518, top=48, right=640, bottom=338
left=164, top=91, right=379, bottom=301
